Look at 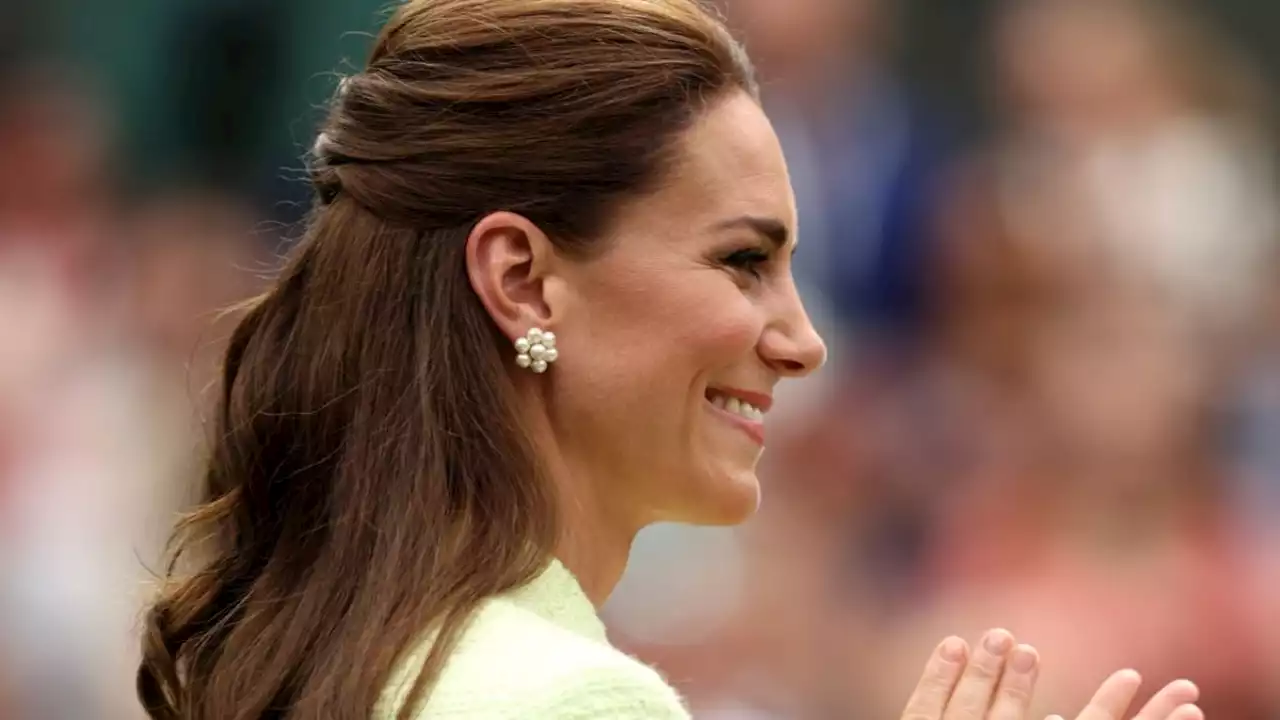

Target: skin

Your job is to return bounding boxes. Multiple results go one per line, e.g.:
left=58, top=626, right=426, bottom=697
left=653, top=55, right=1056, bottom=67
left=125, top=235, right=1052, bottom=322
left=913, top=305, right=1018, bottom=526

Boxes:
left=466, top=91, right=1204, bottom=720
left=906, top=630, right=1202, bottom=720
left=467, top=91, right=823, bottom=599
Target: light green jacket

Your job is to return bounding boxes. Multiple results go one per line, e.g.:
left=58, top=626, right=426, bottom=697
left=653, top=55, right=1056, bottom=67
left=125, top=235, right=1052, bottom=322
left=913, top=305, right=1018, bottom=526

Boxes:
left=377, top=560, right=689, bottom=719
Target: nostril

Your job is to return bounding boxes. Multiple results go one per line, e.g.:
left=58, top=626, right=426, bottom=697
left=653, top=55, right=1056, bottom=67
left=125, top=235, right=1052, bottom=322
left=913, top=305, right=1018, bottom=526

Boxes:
left=777, top=359, right=806, bottom=373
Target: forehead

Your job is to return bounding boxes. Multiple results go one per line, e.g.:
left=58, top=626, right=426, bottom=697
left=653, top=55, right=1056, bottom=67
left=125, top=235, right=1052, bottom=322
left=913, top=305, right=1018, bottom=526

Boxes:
left=613, top=92, right=796, bottom=243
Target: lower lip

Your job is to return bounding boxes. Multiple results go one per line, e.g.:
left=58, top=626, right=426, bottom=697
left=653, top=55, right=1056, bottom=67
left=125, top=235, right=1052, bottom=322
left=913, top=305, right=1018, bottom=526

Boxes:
left=707, top=401, right=766, bottom=446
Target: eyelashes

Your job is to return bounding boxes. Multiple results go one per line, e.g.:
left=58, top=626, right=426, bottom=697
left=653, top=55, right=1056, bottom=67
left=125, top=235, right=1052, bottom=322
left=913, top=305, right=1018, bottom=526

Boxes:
left=721, top=247, right=771, bottom=280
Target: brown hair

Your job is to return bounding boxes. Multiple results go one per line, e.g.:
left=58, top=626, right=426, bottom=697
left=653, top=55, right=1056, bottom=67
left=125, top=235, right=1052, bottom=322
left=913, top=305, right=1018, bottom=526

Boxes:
left=135, top=1, right=755, bottom=718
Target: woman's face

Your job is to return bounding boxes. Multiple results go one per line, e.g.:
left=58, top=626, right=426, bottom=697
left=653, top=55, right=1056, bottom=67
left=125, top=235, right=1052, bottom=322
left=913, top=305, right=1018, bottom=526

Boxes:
left=549, top=92, right=825, bottom=530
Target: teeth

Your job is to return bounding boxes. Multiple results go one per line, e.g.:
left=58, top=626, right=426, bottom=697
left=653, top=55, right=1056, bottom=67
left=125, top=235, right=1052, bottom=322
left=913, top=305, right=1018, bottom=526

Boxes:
left=708, top=392, right=764, bottom=421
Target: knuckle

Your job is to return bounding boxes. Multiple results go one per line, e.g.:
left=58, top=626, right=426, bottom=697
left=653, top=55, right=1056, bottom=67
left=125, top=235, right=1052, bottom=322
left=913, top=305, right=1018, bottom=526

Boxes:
left=945, top=688, right=991, bottom=715
left=922, top=678, right=957, bottom=700
left=904, top=684, right=946, bottom=708
left=965, top=660, right=1001, bottom=682
left=918, top=666, right=960, bottom=695
left=900, top=686, right=948, bottom=718
left=998, top=681, right=1033, bottom=704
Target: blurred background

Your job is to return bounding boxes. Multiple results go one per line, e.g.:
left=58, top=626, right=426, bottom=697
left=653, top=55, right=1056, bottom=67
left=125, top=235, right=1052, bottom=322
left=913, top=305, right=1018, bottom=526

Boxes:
left=1, top=0, right=1278, bottom=717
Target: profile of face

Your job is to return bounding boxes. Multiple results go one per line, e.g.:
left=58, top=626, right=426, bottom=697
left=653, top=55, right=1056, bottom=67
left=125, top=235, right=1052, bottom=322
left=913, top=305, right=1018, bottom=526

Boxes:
left=555, top=92, right=827, bottom=529
left=468, top=92, right=825, bottom=534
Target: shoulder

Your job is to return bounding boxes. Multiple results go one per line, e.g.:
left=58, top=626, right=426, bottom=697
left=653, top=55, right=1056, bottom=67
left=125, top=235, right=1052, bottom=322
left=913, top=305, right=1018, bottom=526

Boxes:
left=514, top=657, right=690, bottom=720
left=381, top=596, right=689, bottom=720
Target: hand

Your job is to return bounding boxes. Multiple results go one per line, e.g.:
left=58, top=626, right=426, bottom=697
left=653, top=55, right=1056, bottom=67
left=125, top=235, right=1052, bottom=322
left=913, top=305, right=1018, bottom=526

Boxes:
left=1046, top=670, right=1202, bottom=720
left=900, top=629, right=1202, bottom=720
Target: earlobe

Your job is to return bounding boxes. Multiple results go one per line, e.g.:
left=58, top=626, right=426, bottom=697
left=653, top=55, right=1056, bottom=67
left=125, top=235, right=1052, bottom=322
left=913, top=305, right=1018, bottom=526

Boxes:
left=464, top=211, right=557, bottom=341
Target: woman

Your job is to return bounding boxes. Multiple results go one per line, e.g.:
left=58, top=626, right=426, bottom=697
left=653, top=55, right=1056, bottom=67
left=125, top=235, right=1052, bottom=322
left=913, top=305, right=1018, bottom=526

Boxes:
left=135, top=1, right=1204, bottom=718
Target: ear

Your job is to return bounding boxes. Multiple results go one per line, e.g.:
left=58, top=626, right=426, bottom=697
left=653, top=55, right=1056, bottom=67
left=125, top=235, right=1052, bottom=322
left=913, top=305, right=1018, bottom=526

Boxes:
left=465, top=211, right=564, bottom=341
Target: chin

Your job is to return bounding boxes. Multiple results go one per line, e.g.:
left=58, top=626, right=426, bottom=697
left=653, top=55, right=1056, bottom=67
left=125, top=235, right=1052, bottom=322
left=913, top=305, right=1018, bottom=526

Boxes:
left=675, top=467, right=762, bottom=526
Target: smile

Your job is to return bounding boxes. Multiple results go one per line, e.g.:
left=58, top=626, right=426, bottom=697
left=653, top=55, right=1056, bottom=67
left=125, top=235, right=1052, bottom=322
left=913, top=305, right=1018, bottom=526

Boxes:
left=705, top=388, right=770, bottom=446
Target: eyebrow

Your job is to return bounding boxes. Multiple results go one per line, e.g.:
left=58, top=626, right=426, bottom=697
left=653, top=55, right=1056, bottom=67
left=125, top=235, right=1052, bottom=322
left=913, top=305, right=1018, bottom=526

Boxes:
left=714, top=215, right=793, bottom=251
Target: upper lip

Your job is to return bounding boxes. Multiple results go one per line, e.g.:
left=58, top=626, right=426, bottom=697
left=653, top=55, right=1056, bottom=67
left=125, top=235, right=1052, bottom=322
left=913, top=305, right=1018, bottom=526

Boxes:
left=707, top=386, right=774, bottom=413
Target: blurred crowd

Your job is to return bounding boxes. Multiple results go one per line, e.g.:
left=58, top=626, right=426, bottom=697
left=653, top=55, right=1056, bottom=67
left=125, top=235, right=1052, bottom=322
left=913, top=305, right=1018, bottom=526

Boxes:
left=2, top=0, right=1278, bottom=718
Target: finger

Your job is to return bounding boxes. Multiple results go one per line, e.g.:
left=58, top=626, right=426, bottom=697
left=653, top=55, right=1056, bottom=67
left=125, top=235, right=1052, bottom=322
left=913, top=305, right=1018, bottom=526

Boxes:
left=942, top=628, right=1015, bottom=720
left=1132, top=680, right=1199, bottom=720
left=901, top=636, right=969, bottom=720
left=1076, top=669, right=1143, bottom=720
left=988, top=644, right=1040, bottom=720
left=1168, top=705, right=1203, bottom=720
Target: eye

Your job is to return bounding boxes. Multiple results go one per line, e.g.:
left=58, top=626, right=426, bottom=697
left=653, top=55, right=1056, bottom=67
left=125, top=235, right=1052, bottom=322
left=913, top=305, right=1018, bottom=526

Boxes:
left=721, top=247, right=771, bottom=280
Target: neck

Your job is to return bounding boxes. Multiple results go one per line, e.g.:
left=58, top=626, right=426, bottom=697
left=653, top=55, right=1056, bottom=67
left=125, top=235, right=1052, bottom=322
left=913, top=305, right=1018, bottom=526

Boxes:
left=555, top=513, right=634, bottom=608
left=527, top=419, right=638, bottom=608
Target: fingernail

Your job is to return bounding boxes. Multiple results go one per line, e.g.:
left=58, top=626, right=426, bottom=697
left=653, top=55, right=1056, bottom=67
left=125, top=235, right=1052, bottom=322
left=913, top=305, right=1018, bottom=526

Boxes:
left=984, top=629, right=1013, bottom=654
left=1011, top=644, right=1038, bottom=672
left=940, top=637, right=967, bottom=662
left=1114, top=668, right=1142, bottom=685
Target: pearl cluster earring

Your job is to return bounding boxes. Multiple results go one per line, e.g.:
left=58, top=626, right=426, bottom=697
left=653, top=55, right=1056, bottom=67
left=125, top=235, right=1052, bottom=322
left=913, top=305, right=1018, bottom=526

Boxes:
left=514, top=328, right=558, bottom=374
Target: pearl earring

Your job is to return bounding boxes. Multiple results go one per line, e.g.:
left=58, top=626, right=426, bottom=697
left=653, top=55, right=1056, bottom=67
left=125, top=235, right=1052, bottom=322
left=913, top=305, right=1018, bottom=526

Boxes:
left=514, top=328, right=558, bottom=374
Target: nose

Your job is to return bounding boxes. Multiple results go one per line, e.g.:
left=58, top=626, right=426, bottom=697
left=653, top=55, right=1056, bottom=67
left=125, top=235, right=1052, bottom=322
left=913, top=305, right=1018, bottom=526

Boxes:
left=759, top=286, right=827, bottom=378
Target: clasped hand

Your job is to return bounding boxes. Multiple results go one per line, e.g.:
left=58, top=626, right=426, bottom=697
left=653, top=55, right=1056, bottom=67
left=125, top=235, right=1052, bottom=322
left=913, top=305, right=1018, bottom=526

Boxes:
left=902, top=629, right=1202, bottom=720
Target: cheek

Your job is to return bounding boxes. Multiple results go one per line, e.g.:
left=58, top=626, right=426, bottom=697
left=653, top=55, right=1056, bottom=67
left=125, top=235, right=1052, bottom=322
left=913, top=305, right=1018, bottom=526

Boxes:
left=561, top=273, right=761, bottom=405
left=669, top=298, right=760, bottom=373
left=617, top=270, right=761, bottom=371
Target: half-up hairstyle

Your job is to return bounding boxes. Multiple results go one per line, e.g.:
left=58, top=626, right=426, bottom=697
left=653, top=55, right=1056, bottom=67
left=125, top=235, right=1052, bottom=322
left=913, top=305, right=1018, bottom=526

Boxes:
left=136, top=1, right=755, bottom=719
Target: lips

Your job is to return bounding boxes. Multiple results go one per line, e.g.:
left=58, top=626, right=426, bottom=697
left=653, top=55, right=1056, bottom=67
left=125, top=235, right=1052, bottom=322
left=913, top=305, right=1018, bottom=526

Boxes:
left=705, top=386, right=773, bottom=414
left=705, top=386, right=771, bottom=446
